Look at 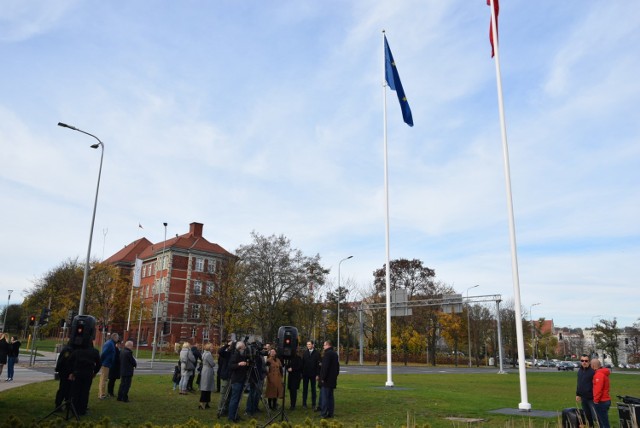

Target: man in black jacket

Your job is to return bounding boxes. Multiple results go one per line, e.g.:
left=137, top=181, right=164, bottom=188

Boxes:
left=319, top=340, right=339, bottom=419
left=301, top=340, right=321, bottom=409
left=117, top=340, right=137, bottom=402
left=227, top=341, right=250, bottom=422
left=576, top=353, right=595, bottom=427
left=54, top=343, right=74, bottom=409
left=217, top=340, right=234, bottom=415
left=68, top=343, right=101, bottom=416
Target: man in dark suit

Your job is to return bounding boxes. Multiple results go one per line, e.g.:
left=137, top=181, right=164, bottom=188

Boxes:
left=319, top=340, right=339, bottom=419
left=301, top=340, right=321, bottom=409
left=117, top=340, right=137, bottom=402
left=68, top=343, right=101, bottom=416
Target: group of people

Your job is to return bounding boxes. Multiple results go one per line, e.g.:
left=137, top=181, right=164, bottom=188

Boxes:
left=175, top=342, right=217, bottom=409
left=575, top=354, right=612, bottom=428
left=173, top=338, right=339, bottom=423
left=0, top=333, right=21, bottom=382
left=55, top=332, right=137, bottom=416
left=223, top=339, right=339, bottom=422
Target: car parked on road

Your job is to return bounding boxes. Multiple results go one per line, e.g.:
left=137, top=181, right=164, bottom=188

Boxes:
left=557, top=361, right=575, bottom=371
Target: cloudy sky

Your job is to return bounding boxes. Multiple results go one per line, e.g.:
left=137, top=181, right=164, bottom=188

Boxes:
left=1, top=1, right=638, bottom=330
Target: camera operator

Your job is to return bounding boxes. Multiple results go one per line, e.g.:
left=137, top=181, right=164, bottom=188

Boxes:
left=227, top=341, right=250, bottom=423
left=217, top=340, right=234, bottom=415
left=245, top=343, right=266, bottom=416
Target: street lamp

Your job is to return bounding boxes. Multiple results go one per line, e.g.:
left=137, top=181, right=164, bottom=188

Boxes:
left=151, top=222, right=168, bottom=368
left=58, top=122, right=104, bottom=316
left=337, top=255, right=353, bottom=357
left=591, top=314, right=601, bottom=360
left=2, top=290, right=13, bottom=333
left=529, top=302, right=541, bottom=361
left=466, top=284, right=479, bottom=367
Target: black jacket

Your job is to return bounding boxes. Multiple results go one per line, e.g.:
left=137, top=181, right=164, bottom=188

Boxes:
left=69, top=347, right=101, bottom=378
left=576, top=365, right=595, bottom=400
left=302, top=348, right=321, bottom=378
left=55, top=344, right=75, bottom=377
left=120, top=347, right=137, bottom=377
left=218, top=344, right=233, bottom=380
left=287, top=354, right=303, bottom=389
left=320, top=347, right=339, bottom=389
left=228, top=349, right=250, bottom=384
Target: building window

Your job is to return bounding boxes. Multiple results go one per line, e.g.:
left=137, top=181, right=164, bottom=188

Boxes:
left=192, top=327, right=197, bottom=338
left=207, top=259, right=216, bottom=273
left=191, top=304, right=201, bottom=319
left=205, top=281, right=214, bottom=296
left=202, top=329, right=209, bottom=341
left=193, top=280, right=202, bottom=296
left=195, top=257, right=204, bottom=272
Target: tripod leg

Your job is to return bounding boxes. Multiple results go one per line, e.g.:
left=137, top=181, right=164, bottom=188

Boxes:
left=217, top=381, right=231, bottom=418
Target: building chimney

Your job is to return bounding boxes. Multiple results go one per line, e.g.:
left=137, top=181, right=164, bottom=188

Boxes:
left=189, top=222, right=203, bottom=237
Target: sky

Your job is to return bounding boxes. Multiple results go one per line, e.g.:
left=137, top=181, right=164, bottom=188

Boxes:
left=1, top=1, right=639, bottom=330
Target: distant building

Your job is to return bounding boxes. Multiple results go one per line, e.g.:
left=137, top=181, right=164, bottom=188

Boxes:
left=105, top=222, right=235, bottom=347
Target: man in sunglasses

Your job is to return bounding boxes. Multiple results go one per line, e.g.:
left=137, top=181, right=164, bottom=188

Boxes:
left=575, top=354, right=595, bottom=426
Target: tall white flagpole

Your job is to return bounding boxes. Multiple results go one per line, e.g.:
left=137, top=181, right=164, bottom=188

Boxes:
left=382, top=29, right=394, bottom=388
left=488, top=0, right=530, bottom=410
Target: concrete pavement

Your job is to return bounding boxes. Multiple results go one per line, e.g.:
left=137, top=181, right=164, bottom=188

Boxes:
left=0, top=366, right=53, bottom=393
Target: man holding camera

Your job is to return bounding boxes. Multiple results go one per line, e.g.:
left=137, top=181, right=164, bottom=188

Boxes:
left=227, top=341, right=250, bottom=422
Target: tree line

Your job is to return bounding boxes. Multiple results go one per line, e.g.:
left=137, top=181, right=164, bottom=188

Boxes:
left=6, top=231, right=635, bottom=365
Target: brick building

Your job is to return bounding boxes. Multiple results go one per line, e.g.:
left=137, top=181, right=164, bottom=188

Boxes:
left=104, top=222, right=235, bottom=347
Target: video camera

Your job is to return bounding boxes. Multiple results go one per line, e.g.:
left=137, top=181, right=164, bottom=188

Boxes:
left=244, top=336, right=268, bottom=360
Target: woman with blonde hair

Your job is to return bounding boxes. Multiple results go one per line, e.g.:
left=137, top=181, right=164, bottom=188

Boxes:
left=179, top=342, right=196, bottom=394
left=198, top=343, right=216, bottom=409
left=265, top=348, right=284, bottom=410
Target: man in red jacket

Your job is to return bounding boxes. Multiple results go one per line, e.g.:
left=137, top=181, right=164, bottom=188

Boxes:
left=591, top=358, right=611, bottom=428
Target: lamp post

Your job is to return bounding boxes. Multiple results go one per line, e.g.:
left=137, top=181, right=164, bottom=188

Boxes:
left=2, top=290, right=13, bottom=333
left=466, top=284, right=479, bottom=367
left=591, top=314, right=601, bottom=359
left=58, top=122, right=104, bottom=316
left=529, top=302, right=541, bottom=361
left=151, top=222, right=168, bottom=368
left=337, top=255, right=353, bottom=358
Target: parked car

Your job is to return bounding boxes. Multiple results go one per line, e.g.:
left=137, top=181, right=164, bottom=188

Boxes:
left=557, top=361, right=575, bottom=371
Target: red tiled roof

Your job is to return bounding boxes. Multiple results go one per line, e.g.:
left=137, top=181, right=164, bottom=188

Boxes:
left=105, top=222, right=234, bottom=263
left=104, top=237, right=153, bottom=265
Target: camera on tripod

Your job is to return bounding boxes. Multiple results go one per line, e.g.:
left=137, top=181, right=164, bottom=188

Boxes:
left=244, top=336, right=268, bottom=362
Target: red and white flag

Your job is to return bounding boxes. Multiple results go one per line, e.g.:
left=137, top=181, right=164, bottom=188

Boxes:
left=488, top=0, right=500, bottom=57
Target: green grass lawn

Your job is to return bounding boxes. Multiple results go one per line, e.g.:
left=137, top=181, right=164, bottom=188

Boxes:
left=0, top=371, right=637, bottom=427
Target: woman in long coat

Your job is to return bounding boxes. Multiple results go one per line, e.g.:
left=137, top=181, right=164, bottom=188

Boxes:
left=179, top=342, right=196, bottom=395
left=198, top=343, right=216, bottom=409
left=265, top=349, right=284, bottom=410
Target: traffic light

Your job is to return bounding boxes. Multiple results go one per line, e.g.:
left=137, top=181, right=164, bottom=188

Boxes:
left=67, top=310, right=78, bottom=325
left=559, top=333, right=563, bottom=340
left=625, top=338, right=629, bottom=345
left=162, top=321, right=170, bottom=335
left=29, top=315, right=36, bottom=326
left=39, top=307, right=51, bottom=326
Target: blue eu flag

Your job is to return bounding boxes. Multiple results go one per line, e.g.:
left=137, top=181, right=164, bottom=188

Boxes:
left=384, top=35, right=413, bottom=127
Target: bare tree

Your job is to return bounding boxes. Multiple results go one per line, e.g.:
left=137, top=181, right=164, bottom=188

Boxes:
left=236, top=232, right=328, bottom=341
